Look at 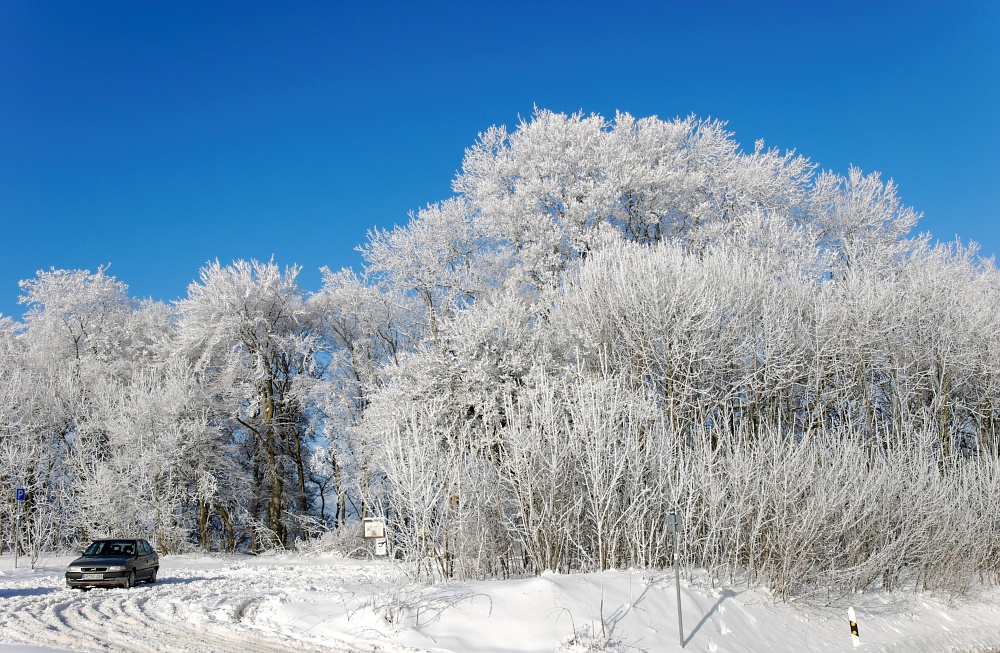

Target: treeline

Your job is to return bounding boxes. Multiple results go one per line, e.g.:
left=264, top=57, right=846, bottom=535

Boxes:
left=1, top=110, right=997, bottom=597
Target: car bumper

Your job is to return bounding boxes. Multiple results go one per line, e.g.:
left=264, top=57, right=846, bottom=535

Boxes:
left=65, top=571, right=130, bottom=587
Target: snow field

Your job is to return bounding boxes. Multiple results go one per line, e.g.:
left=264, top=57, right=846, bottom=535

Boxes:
left=2, top=553, right=1000, bottom=653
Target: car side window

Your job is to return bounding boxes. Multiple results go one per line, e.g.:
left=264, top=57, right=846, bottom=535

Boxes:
left=140, top=541, right=150, bottom=555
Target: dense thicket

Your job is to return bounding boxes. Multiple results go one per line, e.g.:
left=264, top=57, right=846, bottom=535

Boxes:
left=2, top=110, right=997, bottom=597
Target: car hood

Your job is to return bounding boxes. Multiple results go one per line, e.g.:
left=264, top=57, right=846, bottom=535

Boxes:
left=68, top=555, right=134, bottom=567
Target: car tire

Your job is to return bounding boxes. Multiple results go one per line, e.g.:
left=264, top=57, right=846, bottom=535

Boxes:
left=148, top=568, right=157, bottom=584
left=124, top=571, right=135, bottom=589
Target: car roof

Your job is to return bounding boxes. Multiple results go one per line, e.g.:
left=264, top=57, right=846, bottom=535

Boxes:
left=89, top=538, right=141, bottom=545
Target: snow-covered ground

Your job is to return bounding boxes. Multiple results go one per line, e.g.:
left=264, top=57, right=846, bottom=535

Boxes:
left=2, top=552, right=1000, bottom=653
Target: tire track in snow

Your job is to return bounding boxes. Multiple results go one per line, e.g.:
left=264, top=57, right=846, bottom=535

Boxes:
left=0, top=591, right=95, bottom=653
left=1, top=583, right=347, bottom=653
left=119, top=592, right=336, bottom=653
left=9, top=589, right=169, bottom=653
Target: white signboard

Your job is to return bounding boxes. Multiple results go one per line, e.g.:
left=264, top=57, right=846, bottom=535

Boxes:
left=363, top=518, right=385, bottom=539
left=363, top=518, right=389, bottom=557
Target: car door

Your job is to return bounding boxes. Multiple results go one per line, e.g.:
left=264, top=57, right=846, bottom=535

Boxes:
left=139, top=540, right=157, bottom=578
left=145, top=540, right=159, bottom=577
left=132, top=540, right=149, bottom=579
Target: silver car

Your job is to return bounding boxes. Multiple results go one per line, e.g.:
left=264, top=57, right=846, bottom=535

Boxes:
left=65, top=539, right=159, bottom=589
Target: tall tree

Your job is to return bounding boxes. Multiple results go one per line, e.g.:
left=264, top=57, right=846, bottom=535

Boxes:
left=176, top=260, right=319, bottom=550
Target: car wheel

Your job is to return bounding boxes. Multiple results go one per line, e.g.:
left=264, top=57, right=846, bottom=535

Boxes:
left=124, top=571, right=135, bottom=589
left=148, top=568, right=157, bottom=584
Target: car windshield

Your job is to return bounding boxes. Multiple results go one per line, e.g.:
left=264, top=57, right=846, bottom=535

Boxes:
left=83, top=540, right=136, bottom=556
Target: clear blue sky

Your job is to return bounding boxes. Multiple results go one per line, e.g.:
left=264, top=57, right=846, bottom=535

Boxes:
left=2, top=1, right=997, bottom=319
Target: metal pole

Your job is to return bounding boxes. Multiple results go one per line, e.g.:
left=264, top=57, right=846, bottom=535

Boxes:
left=674, top=527, right=683, bottom=648
left=14, top=501, right=20, bottom=570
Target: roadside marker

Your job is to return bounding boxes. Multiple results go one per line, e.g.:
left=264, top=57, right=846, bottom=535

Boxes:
left=848, top=606, right=860, bottom=648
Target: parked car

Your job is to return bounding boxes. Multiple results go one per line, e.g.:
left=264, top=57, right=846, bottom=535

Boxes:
left=65, top=539, right=159, bottom=589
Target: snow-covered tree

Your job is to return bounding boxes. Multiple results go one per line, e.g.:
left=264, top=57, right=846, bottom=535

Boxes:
left=176, top=259, right=321, bottom=550
left=2, top=108, right=997, bottom=600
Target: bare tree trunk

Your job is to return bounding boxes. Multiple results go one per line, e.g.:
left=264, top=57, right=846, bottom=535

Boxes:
left=261, top=380, right=286, bottom=547
left=197, top=498, right=210, bottom=550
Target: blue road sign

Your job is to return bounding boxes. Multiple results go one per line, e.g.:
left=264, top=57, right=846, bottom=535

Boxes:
left=15, top=488, right=25, bottom=501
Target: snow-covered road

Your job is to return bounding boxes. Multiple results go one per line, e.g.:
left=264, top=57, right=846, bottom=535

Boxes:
left=0, top=554, right=380, bottom=652
left=4, top=552, right=1000, bottom=653
left=0, top=584, right=333, bottom=653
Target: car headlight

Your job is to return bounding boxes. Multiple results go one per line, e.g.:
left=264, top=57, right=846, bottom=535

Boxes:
left=105, top=565, right=126, bottom=572
left=68, top=566, right=83, bottom=573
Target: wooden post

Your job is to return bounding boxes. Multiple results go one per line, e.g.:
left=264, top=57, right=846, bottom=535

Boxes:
left=674, top=526, right=683, bottom=648
left=668, top=513, right=684, bottom=648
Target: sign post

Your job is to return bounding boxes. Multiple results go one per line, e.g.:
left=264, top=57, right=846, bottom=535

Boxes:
left=363, top=517, right=388, bottom=556
left=667, top=513, right=684, bottom=648
left=14, top=489, right=25, bottom=570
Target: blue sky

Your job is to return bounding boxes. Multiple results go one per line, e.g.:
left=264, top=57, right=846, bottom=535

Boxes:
left=1, top=1, right=997, bottom=319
